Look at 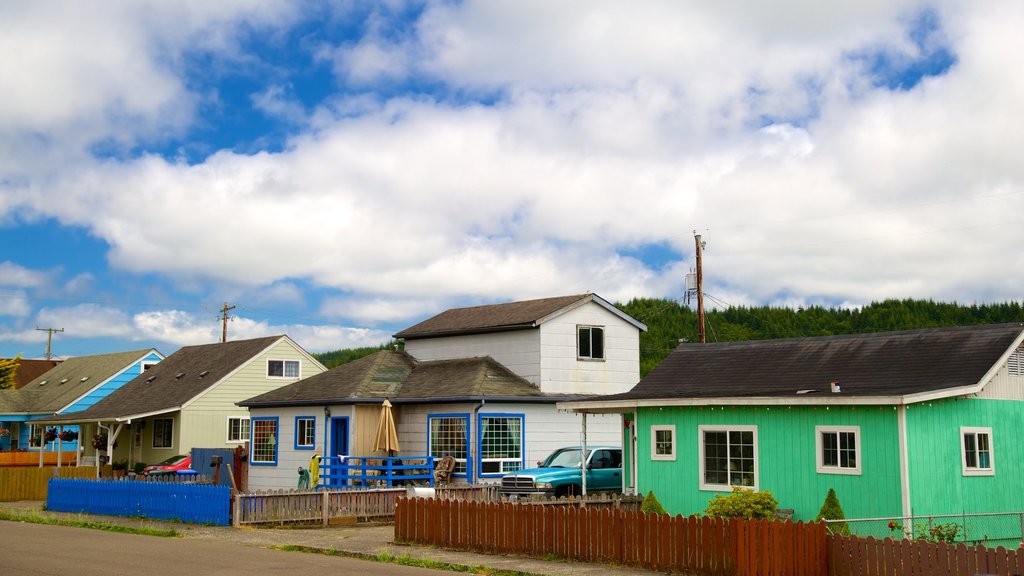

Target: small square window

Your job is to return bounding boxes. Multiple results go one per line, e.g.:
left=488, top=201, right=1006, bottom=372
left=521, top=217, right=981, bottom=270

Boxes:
left=651, top=425, right=676, bottom=461
left=227, top=417, right=250, bottom=443
left=961, top=427, right=994, bottom=476
left=578, top=326, right=605, bottom=360
left=816, top=426, right=861, bottom=475
left=267, top=359, right=301, bottom=379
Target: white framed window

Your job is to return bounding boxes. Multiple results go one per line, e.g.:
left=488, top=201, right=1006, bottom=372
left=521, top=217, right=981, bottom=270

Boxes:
left=816, top=426, right=861, bottom=475
left=140, top=360, right=159, bottom=373
left=251, top=417, right=278, bottom=465
left=295, top=416, right=315, bottom=450
left=227, top=416, right=250, bottom=443
left=699, top=425, right=758, bottom=491
left=961, top=427, right=994, bottom=476
left=152, top=418, right=173, bottom=449
left=267, top=359, right=300, bottom=379
left=28, top=424, right=45, bottom=449
left=651, top=425, right=676, bottom=461
left=578, top=325, right=605, bottom=360
left=479, top=414, right=523, bottom=476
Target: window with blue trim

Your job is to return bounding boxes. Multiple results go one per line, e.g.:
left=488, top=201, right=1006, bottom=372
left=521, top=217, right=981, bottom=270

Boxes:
left=295, top=416, right=315, bottom=450
left=428, top=414, right=468, bottom=475
left=479, top=414, right=524, bottom=476
left=251, top=417, right=278, bottom=465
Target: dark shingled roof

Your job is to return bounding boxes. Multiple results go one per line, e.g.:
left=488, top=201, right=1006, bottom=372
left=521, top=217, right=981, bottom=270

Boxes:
left=600, top=323, right=1024, bottom=402
left=240, top=350, right=558, bottom=407
left=394, top=294, right=590, bottom=339
left=0, top=349, right=155, bottom=415
left=7, top=359, right=62, bottom=389
left=43, top=336, right=283, bottom=422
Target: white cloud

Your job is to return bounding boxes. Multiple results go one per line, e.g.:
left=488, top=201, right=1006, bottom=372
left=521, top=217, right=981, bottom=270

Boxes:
left=0, top=291, right=31, bottom=317
left=2, top=0, right=1024, bottom=338
left=0, top=262, right=49, bottom=288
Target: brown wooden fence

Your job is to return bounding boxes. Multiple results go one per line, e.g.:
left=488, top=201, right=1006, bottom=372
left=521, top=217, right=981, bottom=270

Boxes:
left=0, top=467, right=100, bottom=501
left=830, top=534, right=1024, bottom=575
left=394, top=497, right=827, bottom=575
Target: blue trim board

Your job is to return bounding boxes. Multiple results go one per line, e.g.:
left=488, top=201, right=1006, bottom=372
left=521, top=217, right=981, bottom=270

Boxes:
left=294, top=416, right=315, bottom=450
left=250, top=416, right=279, bottom=466
left=476, top=412, right=526, bottom=478
left=427, top=412, right=470, bottom=479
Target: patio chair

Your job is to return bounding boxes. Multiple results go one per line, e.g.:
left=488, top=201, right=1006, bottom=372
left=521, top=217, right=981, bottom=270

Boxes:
left=434, top=455, right=456, bottom=486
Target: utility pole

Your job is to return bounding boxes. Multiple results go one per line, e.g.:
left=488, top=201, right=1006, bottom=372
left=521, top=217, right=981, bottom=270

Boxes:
left=35, top=327, right=64, bottom=360
left=694, top=233, right=706, bottom=344
left=219, top=303, right=236, bottom=343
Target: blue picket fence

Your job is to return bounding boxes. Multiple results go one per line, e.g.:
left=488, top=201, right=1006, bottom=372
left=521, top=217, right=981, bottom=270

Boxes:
left=46, top=478, right=230, bottom=525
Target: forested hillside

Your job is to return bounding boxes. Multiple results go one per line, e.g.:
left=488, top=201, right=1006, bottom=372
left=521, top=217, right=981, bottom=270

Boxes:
left=313, top=299, right=1024, bottom=376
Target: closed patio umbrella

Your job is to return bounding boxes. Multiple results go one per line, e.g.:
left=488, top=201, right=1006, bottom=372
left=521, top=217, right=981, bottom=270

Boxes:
left=373, top=398, right=400, bottom=455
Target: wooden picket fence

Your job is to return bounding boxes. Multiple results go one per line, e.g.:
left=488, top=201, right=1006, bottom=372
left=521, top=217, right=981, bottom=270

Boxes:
left=0, top=466, right=99, bottom=501
left=830, top=534, right=1024, bottom=575
left=234, top=487, right=405, bottom=526
left=394, top=497, right=827, bottom=575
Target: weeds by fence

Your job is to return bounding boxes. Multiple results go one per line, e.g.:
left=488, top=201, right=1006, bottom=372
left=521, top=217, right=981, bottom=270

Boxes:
left=234, top=487, right=405, bottom=526
left=826, top=512, right=1024, bottom=548
left=46, top=477, right=230, bottom=525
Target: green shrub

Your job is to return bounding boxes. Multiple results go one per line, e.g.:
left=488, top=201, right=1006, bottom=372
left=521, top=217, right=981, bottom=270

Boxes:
left=816, top=488, right=849, bottom=535
left=640, top=491, right=667, bottom=515
left=705, top=487, right=778, bottom=519
left=133, top=462, right=147, bottom=475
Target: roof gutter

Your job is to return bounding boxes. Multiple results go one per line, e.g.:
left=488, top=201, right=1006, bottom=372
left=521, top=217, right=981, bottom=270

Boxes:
left=241, top=395, right=576, bottom=409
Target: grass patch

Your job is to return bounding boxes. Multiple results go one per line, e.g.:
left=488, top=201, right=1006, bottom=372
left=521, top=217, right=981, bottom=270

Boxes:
left=273, top=545, right=538, bottom=576
left=0, top=510, right=177, bottom=538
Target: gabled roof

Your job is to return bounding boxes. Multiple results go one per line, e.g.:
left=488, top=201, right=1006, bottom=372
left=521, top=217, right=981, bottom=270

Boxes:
left=565, top=323, right=1024, bottom=409
left=394, top=293, right=646, bottom=339
left=0, top=349, right=157, bottom=415
left=239, top=350, right=564, bottom=408
left=41, top=336, right=285, bottom=423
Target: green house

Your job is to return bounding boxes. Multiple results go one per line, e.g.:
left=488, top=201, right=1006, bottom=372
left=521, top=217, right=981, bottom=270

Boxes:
left=561, top=324, right=1024, bottom=533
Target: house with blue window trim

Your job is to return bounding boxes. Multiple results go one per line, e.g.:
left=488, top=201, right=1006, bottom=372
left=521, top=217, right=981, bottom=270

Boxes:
left=37, top=335, right=325, bottom=472
left=560, top=323, right=1024, bottom=541
left=0, top=349, right=163, bottom=458
left=240, top=293, right=647, bottom=491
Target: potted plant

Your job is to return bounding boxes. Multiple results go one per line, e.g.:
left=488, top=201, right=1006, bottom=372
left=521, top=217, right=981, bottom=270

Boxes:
left=44, top=428, right=58, bottom=443
left=58, top=430, right=78, bottom=442
left=112, top=460, right=128, bottom=477
left=92, top=434, right=108, bottom=450
left=133, top=461, right=147, bottom=476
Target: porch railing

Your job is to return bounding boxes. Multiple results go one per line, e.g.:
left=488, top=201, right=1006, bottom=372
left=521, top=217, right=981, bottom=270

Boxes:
left=320, top=455, right=435, bottom=488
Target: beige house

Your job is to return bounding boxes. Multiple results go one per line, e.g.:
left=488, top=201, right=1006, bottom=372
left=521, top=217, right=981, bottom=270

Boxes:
left=41, top=335, right=325, bottom=471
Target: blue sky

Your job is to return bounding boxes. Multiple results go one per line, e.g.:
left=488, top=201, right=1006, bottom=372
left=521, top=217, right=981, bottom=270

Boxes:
left=2, top=1, right=1023, bottom=359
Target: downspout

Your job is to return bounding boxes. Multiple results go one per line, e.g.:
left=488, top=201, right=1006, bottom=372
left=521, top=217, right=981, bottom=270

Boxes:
left=472, top=399, right=486, bottom=484
left=897, top=404, right=912, bottom=536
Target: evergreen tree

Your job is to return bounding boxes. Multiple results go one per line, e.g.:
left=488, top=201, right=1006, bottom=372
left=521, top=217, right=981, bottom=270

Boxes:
left=640, top=490, right=667, bottom=515
left=816, top=488, right=850, bottom=535
left=0, top=355, right=19, bottom=390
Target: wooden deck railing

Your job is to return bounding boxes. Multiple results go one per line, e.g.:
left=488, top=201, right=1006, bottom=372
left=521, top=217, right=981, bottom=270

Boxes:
left=320, top=456, right=434, bottom=488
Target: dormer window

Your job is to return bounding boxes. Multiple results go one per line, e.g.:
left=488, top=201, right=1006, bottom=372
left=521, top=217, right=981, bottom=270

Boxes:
left=577, top=325, right=605, bottom=360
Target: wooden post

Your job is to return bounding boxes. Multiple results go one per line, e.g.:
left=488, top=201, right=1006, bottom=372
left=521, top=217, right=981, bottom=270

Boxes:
left=322, top=489, right=330, bottom=526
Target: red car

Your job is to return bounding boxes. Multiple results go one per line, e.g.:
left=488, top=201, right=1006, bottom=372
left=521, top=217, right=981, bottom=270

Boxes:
left=142, top=455, right=192, bottom=476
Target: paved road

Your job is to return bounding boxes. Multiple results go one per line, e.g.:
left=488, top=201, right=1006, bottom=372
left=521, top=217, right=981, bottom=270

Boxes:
left=0, top=521, right=452, bottom=576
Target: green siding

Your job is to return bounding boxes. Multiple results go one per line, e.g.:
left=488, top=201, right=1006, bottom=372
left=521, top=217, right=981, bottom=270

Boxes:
left=907, top=397, right=1024, bottom=516
left=636, top=405, right=902, bottom=522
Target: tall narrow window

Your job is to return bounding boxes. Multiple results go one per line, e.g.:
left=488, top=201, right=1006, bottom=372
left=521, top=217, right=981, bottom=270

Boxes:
left=152, top=418, right=173, bottom=448
left=700, top=425, right=758, bottom=491
left=816, top=426, right=861, bottom=475
left=578, top=325, right=605, bottom=360
left=295, top=416, right=315, bottom=450
left=252, top=418, right=278, bottom=465
left=479, top=414, right=523, bottom=475
left=961, top=427, right=994, bottom=476
left=428, top=415, right=468, bottom=475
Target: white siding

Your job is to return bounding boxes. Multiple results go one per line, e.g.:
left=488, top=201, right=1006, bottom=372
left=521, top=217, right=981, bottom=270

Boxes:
left=246, top=406, right=336, bottom=492
left=538, top=301, right=641, bottom=395
left=977, top=354, right=1024, bottom=401
left=404, top=330, right=542, bottom=384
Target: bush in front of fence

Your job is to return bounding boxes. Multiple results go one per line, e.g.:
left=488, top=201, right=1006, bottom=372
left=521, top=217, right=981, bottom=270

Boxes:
left=704, top=486, right=778, bottom=520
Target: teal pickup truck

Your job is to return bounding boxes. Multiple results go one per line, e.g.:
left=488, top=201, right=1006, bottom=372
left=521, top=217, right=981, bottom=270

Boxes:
left=499, top=446, right=623, bottom=499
